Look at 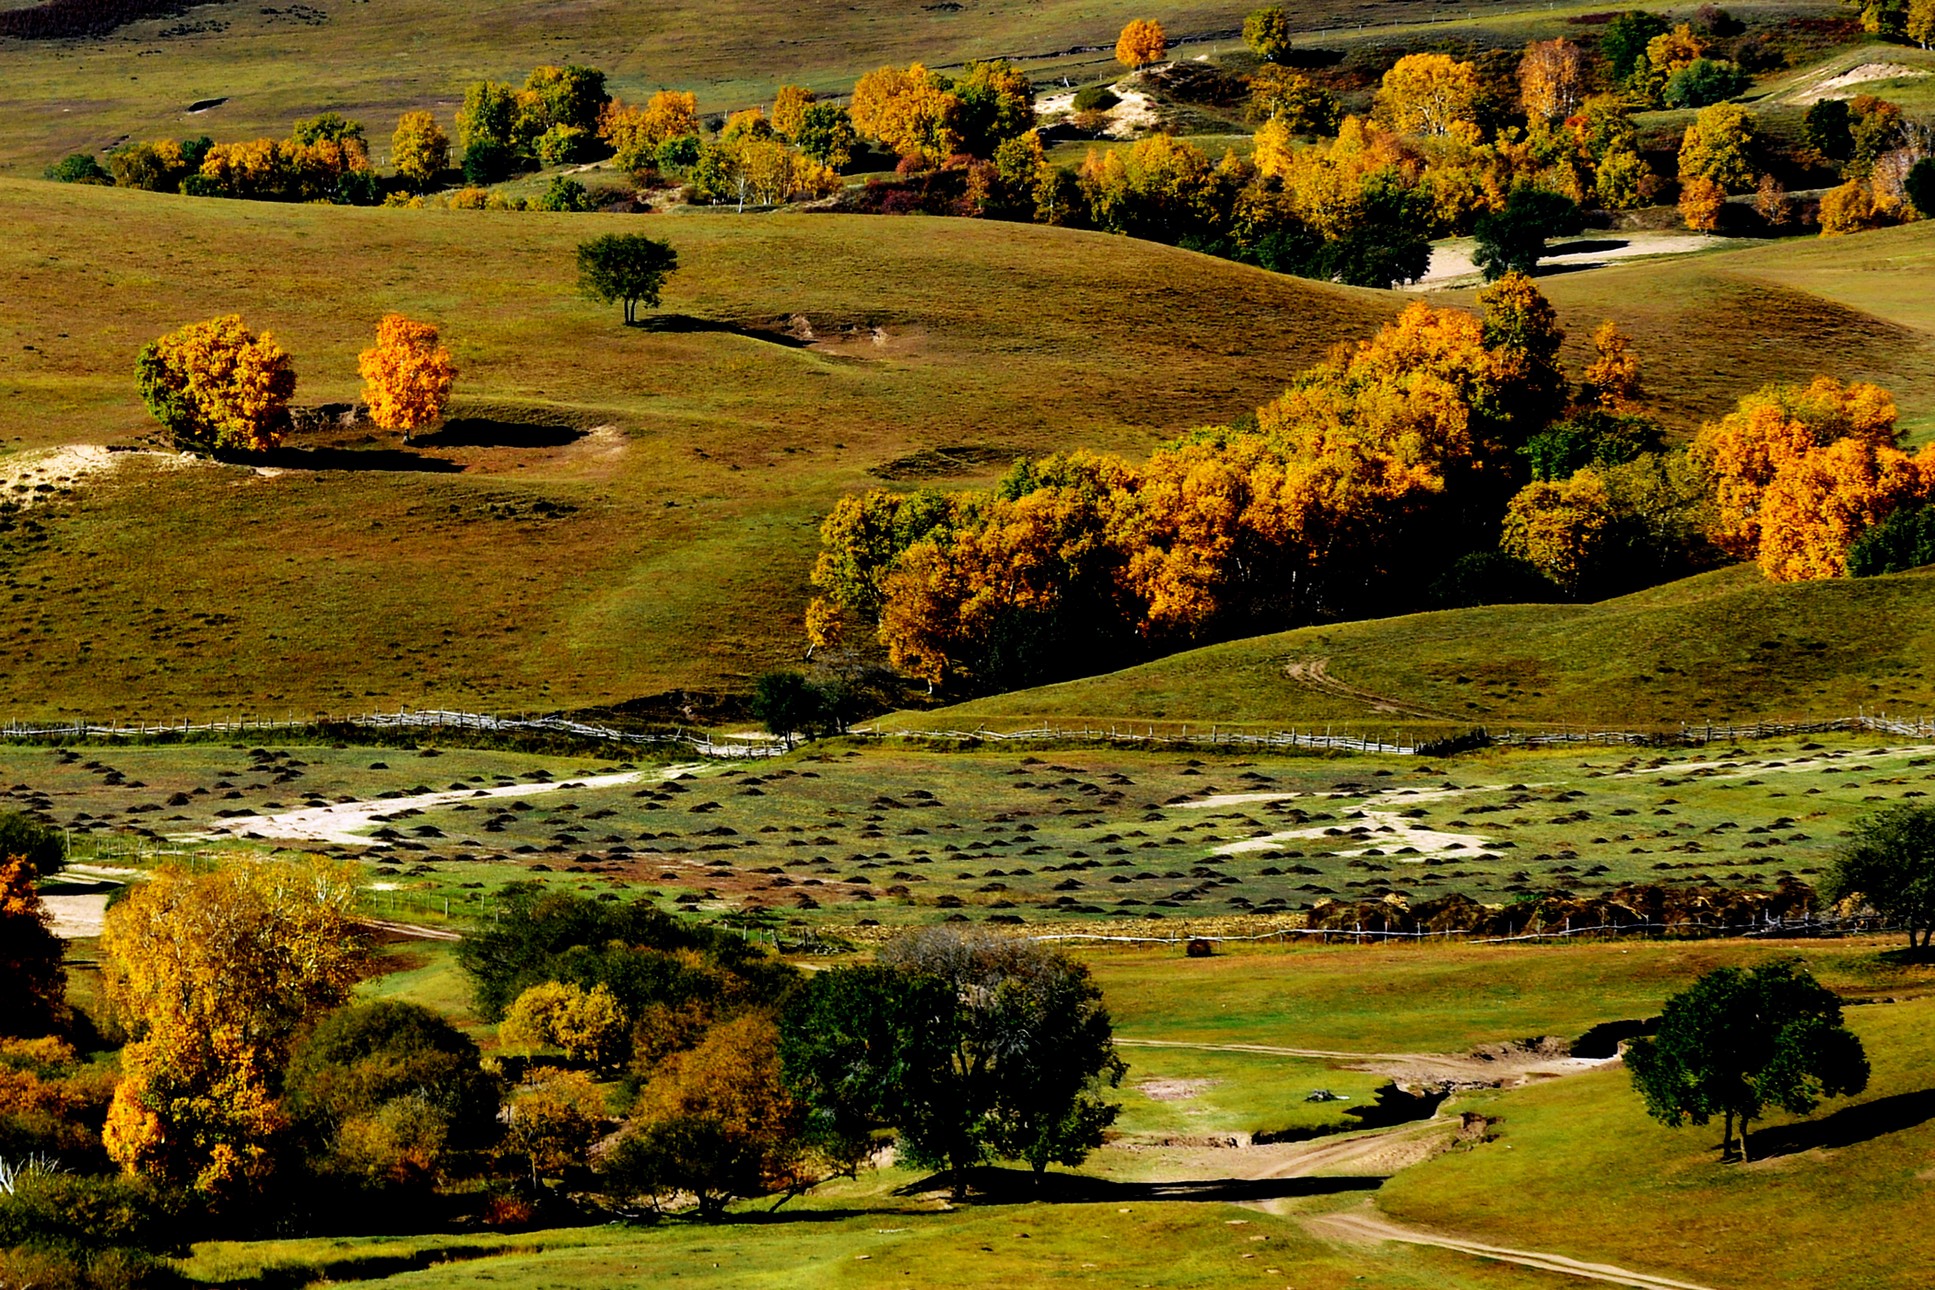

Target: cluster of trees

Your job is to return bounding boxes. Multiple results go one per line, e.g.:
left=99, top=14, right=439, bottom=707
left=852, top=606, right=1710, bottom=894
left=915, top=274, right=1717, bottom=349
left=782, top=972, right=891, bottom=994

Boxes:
left=1848, top=0, right=1935, bottom=47
left=599, top=84, right=847, bottom=209
left=453, top=64, right=610, bottom=183
left=804, top=274, right=1696, bottom=693
left=51, top=112, right=380, bottom=204
left=0, top=857, right=1124, bottom=1285
left=805, top=268, right=1932, bottom=698
left=136, top=313, right=455, bottom=453
left=1803, top=93, right=1935, bottom=236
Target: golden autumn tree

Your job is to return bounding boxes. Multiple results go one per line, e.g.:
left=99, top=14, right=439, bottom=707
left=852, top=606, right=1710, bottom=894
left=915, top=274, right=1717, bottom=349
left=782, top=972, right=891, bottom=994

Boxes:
left=1678, top=101, right=1757, bottom=203
left=1373, top=53, right=1481, bottom=139
left=100, top=859, right=365, bottom=1199
left=600, top=90, right=700, bottom=173
left=1691, top=376, right=1929, bottom=580
left=1501, top=470, right=1614, bottom=595
left=499, top=980, right=628, bottom=1069
left=1583, top=320, right=1644, bottom=409
left=1518, top=39, right=1587, bottom=122
left=390, top=111, right=449, bottom=189
left=358, top=313, right=456, bottom=442
left=504, top=1066, right=605, bottom=1189
left=772, top=85, right=816, bottom=140
left=1115, top=18, right=1167, bottom=70
left=0, top=857, right=67, bottom=1039
left=135, top=315, right=297, bottom=453
left=1819, top=177, right=1880, bottom=236
left=850, top=64, right=962, bottom=164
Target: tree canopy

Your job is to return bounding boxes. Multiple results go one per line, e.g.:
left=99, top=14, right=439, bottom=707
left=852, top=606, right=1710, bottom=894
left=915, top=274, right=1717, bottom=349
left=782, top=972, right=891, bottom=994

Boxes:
left=1824, top=802, right=1935, bottom=949
left=575, top=234, right=679, bottom=324
left=1626, top=960, right=1869, bottom=1160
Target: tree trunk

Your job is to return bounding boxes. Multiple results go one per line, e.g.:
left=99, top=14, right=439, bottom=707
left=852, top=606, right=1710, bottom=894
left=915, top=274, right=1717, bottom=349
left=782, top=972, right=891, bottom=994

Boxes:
left=1738, top=1116, right=1751, bottom=1163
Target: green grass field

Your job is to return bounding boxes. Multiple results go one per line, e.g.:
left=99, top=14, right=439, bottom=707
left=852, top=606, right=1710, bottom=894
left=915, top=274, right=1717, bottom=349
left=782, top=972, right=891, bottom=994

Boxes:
left=25, top=727, right=1935, bottom=930
left=4, top=178, right=1935, bottom=718
left=907, top=564, right=1935, bottom=734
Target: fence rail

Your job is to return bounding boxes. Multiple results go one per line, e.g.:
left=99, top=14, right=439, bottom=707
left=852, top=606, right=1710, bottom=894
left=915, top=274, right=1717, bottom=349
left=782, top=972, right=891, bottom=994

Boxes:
left=1024, top=913, right=1899, bottom=948
left=2, top=709, right=1933, bottom=760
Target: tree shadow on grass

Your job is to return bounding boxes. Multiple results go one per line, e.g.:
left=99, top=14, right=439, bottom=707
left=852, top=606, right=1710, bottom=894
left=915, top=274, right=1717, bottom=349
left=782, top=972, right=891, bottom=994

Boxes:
left=412, top=419, right=588, bottom=450
left=225, top=446, right=463, bottom=473
left=634, top=313, right=811, bottom=348
left=895, top=1165, right=1384, bottom=1206
left=1749, top=1088, right=1935, bottom=1159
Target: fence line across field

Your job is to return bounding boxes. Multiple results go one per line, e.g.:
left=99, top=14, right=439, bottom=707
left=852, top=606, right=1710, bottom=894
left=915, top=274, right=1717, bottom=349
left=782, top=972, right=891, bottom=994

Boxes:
left=1023, top=913, right=1898, bottom=948
left=1, top=708, right=1933, bottom=760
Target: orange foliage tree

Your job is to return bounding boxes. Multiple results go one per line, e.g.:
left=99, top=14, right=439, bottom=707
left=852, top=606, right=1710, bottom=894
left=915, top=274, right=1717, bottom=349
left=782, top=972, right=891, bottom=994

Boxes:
left=1691, top=377, right=1930, bottom=580
left=1115, top=19, right=1167, bottom=69
left=100, top=860, right=365, bottom=1199
left=135, top=315, right=297, bottom=453
left=599, top=90, right=700, bottom=174
left=359, top=314, right=456, bottom=442
left=0, top=857, right=66, bottom=1039
left=1583, top=320, right=1644, bottom=409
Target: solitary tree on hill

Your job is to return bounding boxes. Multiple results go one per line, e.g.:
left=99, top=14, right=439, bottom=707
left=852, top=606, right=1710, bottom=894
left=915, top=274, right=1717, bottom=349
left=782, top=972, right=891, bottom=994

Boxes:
left=576, top=233, right=680, bottom=325
left=359, top=313, right=456, bottom=443
left=1626, top=960, right=1868, bottom=1161
left=1824, top=802, right=1935, bottom=950
left=1115, top=18, right=1167, bottom=70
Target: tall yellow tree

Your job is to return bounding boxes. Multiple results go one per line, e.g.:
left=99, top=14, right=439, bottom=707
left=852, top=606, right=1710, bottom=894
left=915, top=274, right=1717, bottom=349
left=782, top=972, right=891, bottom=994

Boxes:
left=1583, top=319, right=1643, bottom=409
left=390, top=111, right=449, bottom=189
left=1373, top=53, right=1481, bottom=139
left=1518, top=39, right=1586, bottom=122
left=359, top=314, right=456, bottom=442
left=100, top=859, right=365, bottom=1199
left=850, top=64, right=962, bottom=163
left=772, top=85, right=816, bottom=140
left=1115, top=18, right=1167, bottom=69
left=1501, top=471, right=1614, bottom=595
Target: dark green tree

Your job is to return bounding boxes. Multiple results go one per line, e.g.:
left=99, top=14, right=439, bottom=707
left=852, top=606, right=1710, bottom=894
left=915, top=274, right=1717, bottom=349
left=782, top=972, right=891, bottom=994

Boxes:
left=1663, top=59, right=1747, bottom=109
left=1848, top=504, right=1935, bottom=577
left=1906, top=157, right=1935, bottom=218
left=1316, top=171, right=1432, bottom=288
left=536, top=175, right=595, bottom=212
left=43, top=153, right=110, bottom=184
left=793, top=103, right=858, bottom=169
left=782, top=930, right=1123, bottom=1197
left=292, top=112, right=365, bottom=146
left=1823, top=803, right=1935, bottom=949
left=576, top=233, right=680, bottom=324
left=1804, top=98, right=1854, bottom=163
left=750, top=671, right=846, bottom=746
left=1626, top=961, right=1869, bottom=1160
left=1242, top=5, right=1293, bottom=63
left=284, top=1001, right=500, bottom=1144
left=1600, top=11, right=1669, bottom=82
left=0, top=812, right=64, bottom=879
left=1472, top=187, right=1581, bottom=281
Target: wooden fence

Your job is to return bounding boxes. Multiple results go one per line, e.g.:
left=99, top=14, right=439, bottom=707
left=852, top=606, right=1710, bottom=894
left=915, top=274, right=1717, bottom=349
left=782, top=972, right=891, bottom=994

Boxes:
left=1, top=708, right=1933, bottom=761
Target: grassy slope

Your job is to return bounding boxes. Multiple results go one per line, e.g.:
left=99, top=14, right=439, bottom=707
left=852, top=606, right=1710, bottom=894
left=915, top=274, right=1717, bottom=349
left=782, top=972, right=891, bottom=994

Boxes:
left=906, top=564, right=1935, bottom=733
left=1379, top=995, right=1935, bottom=1290
left=0, top=0, right=1578, bottom=171
left=0, top=179, right=1398, bottom=715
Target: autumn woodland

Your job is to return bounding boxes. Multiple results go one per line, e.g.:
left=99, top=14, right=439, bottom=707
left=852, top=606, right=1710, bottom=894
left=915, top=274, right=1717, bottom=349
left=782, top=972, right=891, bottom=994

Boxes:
left=2, top=0, right=1935, bottom=1287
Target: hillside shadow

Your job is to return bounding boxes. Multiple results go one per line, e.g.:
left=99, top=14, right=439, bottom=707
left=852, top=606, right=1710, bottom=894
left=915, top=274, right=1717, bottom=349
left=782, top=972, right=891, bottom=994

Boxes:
left=636, top=314, right=810, bottom=348
left=230, top=446, right=462, bottom=473
left=1749, top=1088, right=1935, bottom=1159
left=412, top=419, right=588, bottom=449
left=895, top=1165, right=1382, bottom=1205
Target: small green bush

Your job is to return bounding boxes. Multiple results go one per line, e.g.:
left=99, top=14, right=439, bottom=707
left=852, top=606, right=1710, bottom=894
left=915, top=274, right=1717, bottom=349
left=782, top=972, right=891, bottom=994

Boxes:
left=1849, top=505, right=1935, bottom=577
left=1071, top=85, right=1119, bottom=113
left=43, top=154, right=110, bottom=185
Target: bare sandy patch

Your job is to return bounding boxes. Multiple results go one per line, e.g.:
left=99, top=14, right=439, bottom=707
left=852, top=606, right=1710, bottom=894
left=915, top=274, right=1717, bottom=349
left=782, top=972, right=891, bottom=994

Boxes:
left=1791, top=61, right=1929, bottom=105
left=1138, top=1077, right=1217, bottom=1102
left=1411, top=233, right=1735, bottom=289
left=43, top=893, right=110, bottom=938
left=188, top=763, right=701, bottom=847
left=0, top=444, right=143, bottom=505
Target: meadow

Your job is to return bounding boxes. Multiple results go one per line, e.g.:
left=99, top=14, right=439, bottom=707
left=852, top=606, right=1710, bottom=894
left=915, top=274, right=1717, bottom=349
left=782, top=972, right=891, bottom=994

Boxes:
left=156, top=932, right=1935, bottom=1290
left=3, top=182, right=1935, bottom=720
left=18, top=728, right=1935, bottom=934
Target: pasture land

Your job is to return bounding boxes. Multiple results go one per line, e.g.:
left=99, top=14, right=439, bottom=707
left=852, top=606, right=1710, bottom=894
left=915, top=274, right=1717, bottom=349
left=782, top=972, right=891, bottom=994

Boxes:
left=177, top=931, right=1935, bottom=1290
left=909, top=564, right=1935, bottom=736
left=22, top=729, right=1935, bottom=929
left=4, top=184, right=1935, bottom=717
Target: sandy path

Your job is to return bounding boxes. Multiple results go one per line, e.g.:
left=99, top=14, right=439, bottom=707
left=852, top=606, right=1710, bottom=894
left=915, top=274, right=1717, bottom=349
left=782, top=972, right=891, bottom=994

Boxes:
left=1119, top=1038, right=1611, bottom=1087
left=43, top=893, right=109, bottom=938
left=1307, top=1207, right=1719, bottom=1290
left=191, top=764, right=701, bottom=847
left=1787, top=61, right=1930, bottom=105
left=1409, top=234, right=1735, bottom=289
left=1282, top=658, right=1467, bottom=722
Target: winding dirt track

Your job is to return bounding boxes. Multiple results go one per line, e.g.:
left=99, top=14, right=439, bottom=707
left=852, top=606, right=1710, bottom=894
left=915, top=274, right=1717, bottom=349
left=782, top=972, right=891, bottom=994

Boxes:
left=1282, top=657, right=1470, bottom=722
left=1306, top=1207, right=1719, bottom=1290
